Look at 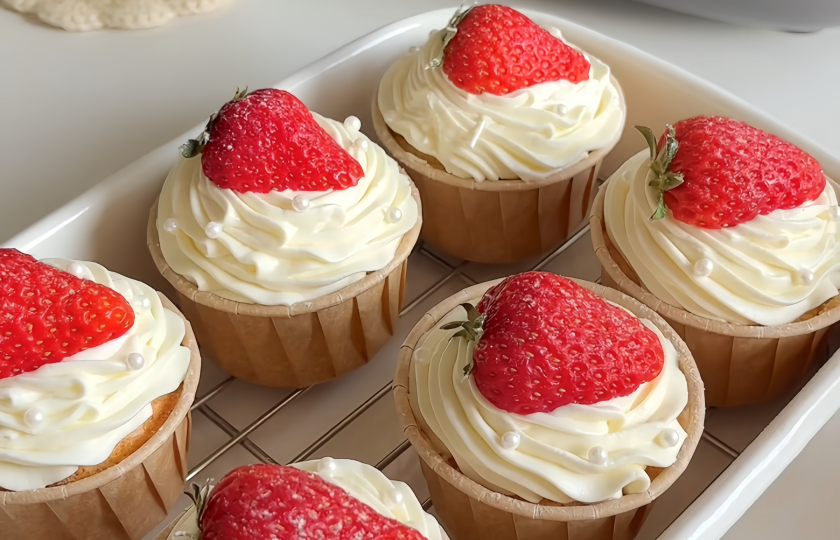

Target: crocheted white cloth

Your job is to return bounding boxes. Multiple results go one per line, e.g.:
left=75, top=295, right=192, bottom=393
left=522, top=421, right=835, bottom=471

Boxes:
left=4, top=0, right=231, bottom=31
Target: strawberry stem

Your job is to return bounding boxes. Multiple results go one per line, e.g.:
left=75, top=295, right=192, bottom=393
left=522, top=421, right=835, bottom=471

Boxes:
left=429, top=3, right=475, bottom=69
left=185, top=480, right=212, bottom=532
left=180, top=87, right=249, bottom=159
left=438, top=302, right=483, bottom=377
left=636, top=125, right=684, bottom=221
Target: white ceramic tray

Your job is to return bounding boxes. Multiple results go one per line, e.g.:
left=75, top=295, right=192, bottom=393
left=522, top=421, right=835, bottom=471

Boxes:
left=5, top=8, right=840, bottom=540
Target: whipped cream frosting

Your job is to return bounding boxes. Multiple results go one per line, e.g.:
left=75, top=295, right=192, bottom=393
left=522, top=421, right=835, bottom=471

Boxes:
left=166, top=459, right=447, bottom=540
left=411, top=298, right=688, bottom=504
left=0, top=259, right=191, bottom=492
left=157, top=113, right=418, bottom=305
left=605, top=150, right=840, bottom=326
left=378, top=27, right=624, bottom=182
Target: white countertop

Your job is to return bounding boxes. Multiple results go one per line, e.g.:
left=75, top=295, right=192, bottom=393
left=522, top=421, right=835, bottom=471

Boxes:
left=3, top=1, right=839, bottom=538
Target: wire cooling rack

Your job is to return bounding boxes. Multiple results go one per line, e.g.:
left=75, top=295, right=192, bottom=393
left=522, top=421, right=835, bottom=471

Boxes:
left=173, top=218, right=743, bottom=531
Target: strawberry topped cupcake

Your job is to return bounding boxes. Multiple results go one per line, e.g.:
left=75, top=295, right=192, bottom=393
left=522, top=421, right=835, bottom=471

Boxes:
left=0, top=250, right=199, bottom=540
left=149, top=88, right=421, bottom=387
left=374, top=5, right=625, bottom=263
left=159, top=460, right=446, bottom=540
left=394, top=272, right=703, bottom=540
left=592, top=117, right=840, bottom=406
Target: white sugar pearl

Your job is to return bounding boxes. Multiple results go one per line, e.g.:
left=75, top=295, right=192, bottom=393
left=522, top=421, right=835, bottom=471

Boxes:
left=556, top=104, right=569, bottom=115
left=127, top=352, right=145, bottom=371
left=344, top=116, right=362, bottom=131
left=163, top=218, right=179, bottom=234
left=292, top=195, right=311, bottom=212
left=386, top=207, right=403, bottom=223
left=693, top=258, right=714, bottom=277
left=588, top=446, right=608, bottom=465
left=658, top=428, right=680, bottom=448
left=131, top=297, right=151, bottom=311
left=24, top=408, right=44, bottom=428
left=205, top=221, right=223, bottom=239
left=386, top=488, right=404, bottom=507
left=830, top=206, right=840, bottom=220
left=414, top=347, right=430, bottom=364
left=501, top=431, right=520, bottom=450
left=67, top=262, right=86, bottom=278
left=318, top=457, right=337, bottom=476
left=353, top=138, right=369, bottom=153
left=799, top=268, right=815, bottom=286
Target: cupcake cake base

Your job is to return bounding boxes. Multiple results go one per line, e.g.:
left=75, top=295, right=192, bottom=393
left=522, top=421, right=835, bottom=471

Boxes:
left=0, top=294, right=201, bottom=540
left=148, top=188, right=422, bottom=388
left=371, top=85, right=625, bottom=265
left=394, top=280, right=704, bottom=540
left=590, top=184, right=840, bottom=408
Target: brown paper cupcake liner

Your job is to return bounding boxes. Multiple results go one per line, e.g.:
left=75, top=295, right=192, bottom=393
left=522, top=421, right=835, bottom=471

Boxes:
left=147, top=187, right=422, bottom=388
left=371, top=79, right=625, bottom=264
left=0, top=294, right=201, bottom=540
left=393, top=279, right=705, bottom=540
left=590, top=183, right=840, bottom=408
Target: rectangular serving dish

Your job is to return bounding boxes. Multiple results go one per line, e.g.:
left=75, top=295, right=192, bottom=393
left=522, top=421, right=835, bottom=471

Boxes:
left=5, top=8, right=840, bottom=540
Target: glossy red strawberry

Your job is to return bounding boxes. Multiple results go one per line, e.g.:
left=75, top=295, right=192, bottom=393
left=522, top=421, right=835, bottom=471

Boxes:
left=642, top=116, right=826, bottom=229
left=451, top=272, right=663, bottom=415
left=200, top=464, right=426, bottom=540
left=182, top=88, right=364, bottom=194
left=0, top=249, right=135, bottom=380
left=439, top=5, right=590, bottom=96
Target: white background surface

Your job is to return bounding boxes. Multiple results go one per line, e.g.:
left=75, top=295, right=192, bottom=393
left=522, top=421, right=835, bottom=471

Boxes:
left=3, top=1, right=840, bottom=538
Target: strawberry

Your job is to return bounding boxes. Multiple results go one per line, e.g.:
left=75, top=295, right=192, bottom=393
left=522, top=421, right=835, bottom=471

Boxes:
left=445, top=272, right=663, bottom=415
left=180, top=88, right=364, bottom=194
left=0, top=249, right=134, bottom=380
left=198, top=464, right=426, bottom=540
left=639, top=116, right=826, bottom=228
left=435, top=5, right=590, bottom=96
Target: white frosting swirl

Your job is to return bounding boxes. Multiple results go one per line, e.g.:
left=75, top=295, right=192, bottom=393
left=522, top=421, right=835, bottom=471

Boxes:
left=411, top=299, right=688, bottom=504
left=378, top=28, right=624, bottom=182
left=605, top=150, right=840, bottom=325
left=0, top=259, right=191, bottom=491
left=157, top=113, right=418, bottom=305
left=166, top=459, right=447, bottom=540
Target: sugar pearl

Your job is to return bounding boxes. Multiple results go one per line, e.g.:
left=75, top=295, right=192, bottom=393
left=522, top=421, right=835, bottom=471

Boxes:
left=588, top=446, right=608, bottom=465
left=501, top=431, right=520, bottom=450
left=127, top=352, right=145, bottom=371
left=799, top=268, right=815, bottom=286
left=386, top=207, right=403, bottom=223
left=292, top=195, right=311, bottom=212
left=67, top=262, right=86, bottom=278
left=386, top=488, right=404, bottom=507
left=658, top=428, right=680, bottom=448
left=318, top=457, right=337, bottom=476
left=693, top=258, right=714, bottom=277
left=353, top=138, right=369, bottom=153
left=163, top=218, right=179, bottom=234
left=344, top=116, right=362, bottom=131
left=131, top=297, right=151, bottom=311
left=556, top=104, right=569, bottom=115
left=205, top=221, right=223, bottom=239
left=414, top=347, right=430, bottom=364
left=24, top=408, right=44, bottom=428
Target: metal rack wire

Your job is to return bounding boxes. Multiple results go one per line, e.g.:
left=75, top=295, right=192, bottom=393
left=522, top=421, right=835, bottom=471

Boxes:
left=183, top=221, right=742, bottom=509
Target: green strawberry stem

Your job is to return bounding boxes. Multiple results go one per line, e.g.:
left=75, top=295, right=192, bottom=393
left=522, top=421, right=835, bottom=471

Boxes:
left=437, top=302, right=483, bottom=376
left=180, top=87, right=249, bottom=159
left=429, top=4, right=475, bottom=69
left=185, top=480, right=212, bottom=534
left=636, top=124, right=684, bottom=220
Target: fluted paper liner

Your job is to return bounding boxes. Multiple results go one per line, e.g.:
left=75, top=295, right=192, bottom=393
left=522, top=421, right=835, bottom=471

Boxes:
left=147, top=187, right=422, bottom=388
left=371, top=80, right=625, bottom=264
left=0, top=294, right=201, bottom=540
left=393, top=279, right=705, bottom=540
left=590, top=183, right=840, bottom=408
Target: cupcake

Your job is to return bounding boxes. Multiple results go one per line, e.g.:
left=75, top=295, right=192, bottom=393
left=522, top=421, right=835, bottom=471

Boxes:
left=149, top=88, right=421, bottom=388
left=394, top=272, right=704, bottom=540
left=0, top=250, right=199, bottom=540
left=156, top=459, right=447, bottom=540
left=592, top=116, right=840, bottom=406
left=373, top=4, right=625, bottom=263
